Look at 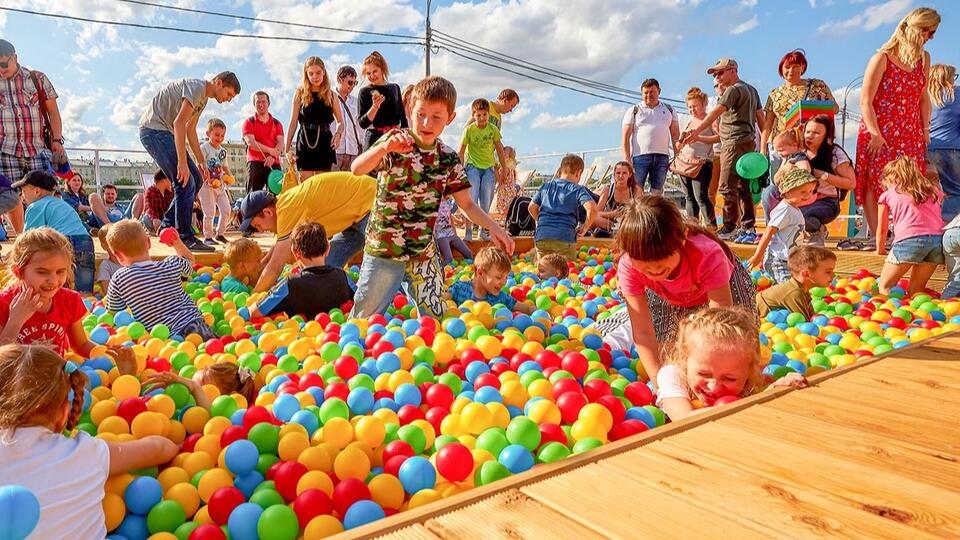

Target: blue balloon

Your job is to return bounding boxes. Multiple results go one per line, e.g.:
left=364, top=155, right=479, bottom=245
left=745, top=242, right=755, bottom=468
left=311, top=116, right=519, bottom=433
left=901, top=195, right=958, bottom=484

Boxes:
left=0, top=485, right=40, bottom=540
left=272, top=394, right=300, bottom=422
left=225, top=440, right=260, bottom=476
left=233, top=471, right=265, bottom=499
left=227, top=502, right=264, bottom=540
left=375, top=352, right=401, bottom=374
left=115, top=513, right=149, bottom=540
left=343, top=500, right=385, bottom=529
left=444, top=318, right=466, bottom=338
left=347, top=387, right=374, bottom=414
left=124, top=477, right=162, bottom=515
left=393, top=383, right=422, bottom=407
left=114, top=311, right=135, bottom=327
left=498, top=444, right=534, bottom=473
left=398, top=456, right=436, bottom=494
left=290, top=409, right=320, bottom=436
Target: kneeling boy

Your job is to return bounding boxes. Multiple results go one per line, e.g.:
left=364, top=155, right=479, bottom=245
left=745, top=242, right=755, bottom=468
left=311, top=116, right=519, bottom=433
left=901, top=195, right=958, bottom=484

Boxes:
left=221, top=238, right=263, bottom=293
left=756, top=245, right=836, bottom=320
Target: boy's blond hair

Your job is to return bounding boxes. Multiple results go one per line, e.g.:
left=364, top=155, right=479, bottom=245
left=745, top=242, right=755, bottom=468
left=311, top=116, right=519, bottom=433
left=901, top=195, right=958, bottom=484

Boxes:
left=97, top=224, right=113, bottom=254
left=560, top=154, right=585, bottom=176
left=207, top=118, right=226, bottom=132
left=787, top=245, right=836, bottom=274
left=474, top=247, right=511, bottom=273
left=539, top=253, right=568, bottom=278
left=410, top=76, right=457, bottom=115
left=224, top=238, right=262, bottom=270
left=773, top=129, right=800, bottom=148
left=106, top=219, right=149, bottom=258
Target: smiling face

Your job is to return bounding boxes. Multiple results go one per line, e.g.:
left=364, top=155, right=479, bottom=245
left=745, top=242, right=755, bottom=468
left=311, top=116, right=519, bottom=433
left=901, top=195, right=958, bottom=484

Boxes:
left=102, top=187, right=117, bottom=205
left=249, top=207, right=278, bottom=234
left=472, top=108, right=489, bottom=128
left=411, top=99, right=455, bottom=145
left=641, top=85, right=660, bottom=107
left=783, top=181, right=817, bottom=207
left=207, top=126, right=225, bottom=147
left=254, top=93, right=270, bottom=115
left=476, top=265, right=509, bottom=296
left=499, top=97, right=519, bottom=114
left=781, top=61, right=805, bottom=84
left=67, top=175, right=83, bottom=193
left=365, top=65, right=385, bottom=85
left=631, top=251, right=683, bottom=281
left=685, top=332, right=755, bottom=406
left=15, top=250, right=71, bottom=301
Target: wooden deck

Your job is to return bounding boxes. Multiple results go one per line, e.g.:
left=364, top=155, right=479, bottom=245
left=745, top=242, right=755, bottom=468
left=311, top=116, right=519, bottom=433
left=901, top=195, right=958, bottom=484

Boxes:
left=337, top=332, right=960, bottom=540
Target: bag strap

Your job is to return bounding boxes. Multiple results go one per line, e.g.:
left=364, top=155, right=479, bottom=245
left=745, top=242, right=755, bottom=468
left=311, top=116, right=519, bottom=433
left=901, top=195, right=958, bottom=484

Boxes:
left=801, top=79, right=814, bottom=101
left=29, top=70, right=52, bottom=130
left=337, top=94, right=363, bottom=149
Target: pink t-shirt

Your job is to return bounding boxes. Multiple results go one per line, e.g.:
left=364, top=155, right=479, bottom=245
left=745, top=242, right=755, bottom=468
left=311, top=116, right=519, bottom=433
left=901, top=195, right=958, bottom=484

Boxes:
left=878, top=187, right=944, bottom=241
left=0, top=285, right=87, bottom=356
left=617, top=234, right=734, bottom=307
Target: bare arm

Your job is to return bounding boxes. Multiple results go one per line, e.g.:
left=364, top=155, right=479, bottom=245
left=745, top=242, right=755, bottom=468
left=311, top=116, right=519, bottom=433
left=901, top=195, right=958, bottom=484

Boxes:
left=754, top=108, right=767, bottom=139
left=458, top=140, right=467, bottom=164
left=107, top=436, right=179, bottom=476
left=512, top=301, right=535, bottom=315
left=452, top=189, right=515, bottom=254
left=66, top=321, right=95, bottom=358
left=669, top=118, right=680, bottom=149
left=921, top=51, right=932, bottom=144
left=494, top=140, right=508, bottom=176
left=706, top=283, right=734, bottom=307
left=876, top=203, right=890, bottom=256
left=243, top=134, right=279, bottom=158
left=255, top=238, right=292, bottom=293
left=860, top=53, right=886, bottom=140
left=285, top=94, right=300, bottom=155
left=683, top=105, right=726, bottom=143
left=747, top=225, right=778, bottom=269
left=170, top=234, right=196, bottom=263
left=624, top=292, right=661, bottom=384
left=581, top=200, right=599, bottom=232
left=621, top=124, right=633, bottom=161
left=660, top=396, right=697, bottom=422
left=759, top=105, right=775, bottom=153
left=527, top=201, right=540, bottom=222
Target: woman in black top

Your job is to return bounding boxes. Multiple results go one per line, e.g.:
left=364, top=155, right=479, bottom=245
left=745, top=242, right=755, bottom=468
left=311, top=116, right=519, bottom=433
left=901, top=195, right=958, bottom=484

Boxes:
left=592, top=161, right=641, bottom=236
left=286, top=56, right=343, bottom=182
left=357, top=51, right=408, bottom=149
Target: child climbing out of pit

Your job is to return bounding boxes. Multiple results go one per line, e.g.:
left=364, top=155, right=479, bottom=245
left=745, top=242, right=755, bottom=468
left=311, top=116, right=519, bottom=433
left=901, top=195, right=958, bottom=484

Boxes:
left=537, top=252, right=569, bottom=281
left=350, top=75, right=513, bottom=319
left=96, top=224, right=122, bottom=295
left=657, top=307, right=809, bottom=422
left=591, top=195, right=757, bottom=385
left=528, top=154, right=599, bottom=261
left=0, top=344, right=179, bottom=539
left=747, top=169, right=819, bottom=283
left=756, top=245, right=836, bottom=320
left=221, top=238, right=263, bottom=294
left=105, top=219, right=216, bottom=340
left=875, top=156, right=945, bottom=296
left=448, top=247, right=535, bottom=314
left=143, top=362, right=257, bottom=412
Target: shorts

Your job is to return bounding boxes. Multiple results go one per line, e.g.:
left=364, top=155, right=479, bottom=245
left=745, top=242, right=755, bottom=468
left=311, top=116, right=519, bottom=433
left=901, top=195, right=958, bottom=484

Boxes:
left=0, top=188, right=19, bottom=214
left=0, top=150, right=53, bottom=185
left=887, top=234, right=944, bottom=265
left=763, top=257, right=791, bottom=284
left=179, top=318, right=217, bottom=341
left=535, top=239, right=577, bottom=261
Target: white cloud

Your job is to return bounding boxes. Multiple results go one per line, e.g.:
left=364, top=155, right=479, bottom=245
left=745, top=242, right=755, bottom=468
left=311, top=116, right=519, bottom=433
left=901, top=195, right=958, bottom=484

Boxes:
left=730, top=16, right=759, bottom=35
left=135, top=34, right=258, bottom=81
left=739, top=0, right=758, bottom=6
left=531, top=102, right=624, bottom=129
left=818, top=0, right=910, bottom=35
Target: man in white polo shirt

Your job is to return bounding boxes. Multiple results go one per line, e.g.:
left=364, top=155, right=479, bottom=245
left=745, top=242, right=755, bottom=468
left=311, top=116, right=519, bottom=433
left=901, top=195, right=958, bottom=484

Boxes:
left=621, top=78, right=680, bottom=194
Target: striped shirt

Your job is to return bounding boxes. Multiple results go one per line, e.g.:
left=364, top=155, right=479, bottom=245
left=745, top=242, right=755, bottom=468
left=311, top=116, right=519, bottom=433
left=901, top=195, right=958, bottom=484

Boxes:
left=0, top=67, right=57, bottom=157
left=105, top=257, right=201, bottom=335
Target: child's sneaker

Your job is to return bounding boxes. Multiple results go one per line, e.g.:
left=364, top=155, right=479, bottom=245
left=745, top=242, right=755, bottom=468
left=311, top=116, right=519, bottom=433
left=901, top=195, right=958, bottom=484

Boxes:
left=204, top=238, right=218, bottom=246
left=215, top=235, right=229, bottom=244
left=718, top=228, right=741, bottom=242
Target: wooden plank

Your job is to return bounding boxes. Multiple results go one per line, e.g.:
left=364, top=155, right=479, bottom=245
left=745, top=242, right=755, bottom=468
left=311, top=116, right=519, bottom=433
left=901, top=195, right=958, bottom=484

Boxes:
left=812, top=378, right=960, bottom=416
left=423, top=490, right=606, bottom=540
left=373, top=524, right=441, bottom=540
left=666, top=423, right=960, bottom=538
left=600, top=441, right=942, bottom=539
left=835, top=365, right=960, bottom=397
left=521, top=463, right=770, bottom=539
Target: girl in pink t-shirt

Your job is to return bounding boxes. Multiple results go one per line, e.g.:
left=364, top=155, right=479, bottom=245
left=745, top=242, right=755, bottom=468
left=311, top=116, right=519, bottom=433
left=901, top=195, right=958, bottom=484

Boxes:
left=594, top=195, right=756, bottom=383
left=876, top=156, right=944, bottom=295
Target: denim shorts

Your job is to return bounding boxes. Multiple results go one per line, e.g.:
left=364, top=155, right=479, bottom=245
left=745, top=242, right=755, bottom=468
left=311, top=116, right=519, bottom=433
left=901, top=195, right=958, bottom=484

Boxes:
left=887, top=234, right=944, bottom=265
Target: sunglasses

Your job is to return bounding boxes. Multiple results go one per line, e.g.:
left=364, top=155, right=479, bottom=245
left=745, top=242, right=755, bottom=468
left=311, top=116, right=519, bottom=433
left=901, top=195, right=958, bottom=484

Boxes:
left=712, top=69, right=728, bottom=78
left=342, top=79, right=357, bottom=87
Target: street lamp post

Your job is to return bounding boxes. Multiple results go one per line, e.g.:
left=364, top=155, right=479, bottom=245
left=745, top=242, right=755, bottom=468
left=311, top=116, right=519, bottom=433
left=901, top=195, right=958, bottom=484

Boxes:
left=425, top=0, right=433, bottom=76
left=840, top=75, right=864, bottom=148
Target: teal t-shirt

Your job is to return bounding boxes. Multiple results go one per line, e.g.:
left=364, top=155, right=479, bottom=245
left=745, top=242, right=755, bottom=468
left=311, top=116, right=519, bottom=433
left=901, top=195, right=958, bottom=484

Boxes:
left=220, top=275, right=251, bottom=294
left=25, top=195, right=89, bottom=237
left=461, top=123, right=501, bottom=170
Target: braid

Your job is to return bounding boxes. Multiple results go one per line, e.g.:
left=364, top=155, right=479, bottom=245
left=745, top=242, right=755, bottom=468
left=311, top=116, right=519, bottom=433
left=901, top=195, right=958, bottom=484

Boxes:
left=66, top=370, right=88, bottom=431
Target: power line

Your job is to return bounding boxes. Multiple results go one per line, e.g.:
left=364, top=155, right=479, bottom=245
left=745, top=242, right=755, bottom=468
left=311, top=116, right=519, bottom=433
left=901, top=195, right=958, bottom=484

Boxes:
left=116, top=0, right=422, bottom=41
left=1, top=6, right=422, bottom=46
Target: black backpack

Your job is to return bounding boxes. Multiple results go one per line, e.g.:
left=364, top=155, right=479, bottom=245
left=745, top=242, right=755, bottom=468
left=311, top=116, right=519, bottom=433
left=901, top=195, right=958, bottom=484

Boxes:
left=505, top=195, right=535, bottom=236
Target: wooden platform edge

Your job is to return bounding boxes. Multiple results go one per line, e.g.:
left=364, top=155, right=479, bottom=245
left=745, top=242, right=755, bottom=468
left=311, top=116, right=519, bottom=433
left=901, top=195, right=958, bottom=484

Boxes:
left=333, top=329, right=959, bottom=540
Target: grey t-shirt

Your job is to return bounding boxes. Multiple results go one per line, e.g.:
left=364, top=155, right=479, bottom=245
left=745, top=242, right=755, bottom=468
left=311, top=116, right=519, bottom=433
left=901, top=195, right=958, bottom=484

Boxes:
left=717, top=80, right=760, bottom=147
left=139, top=79, right=208, bottom=132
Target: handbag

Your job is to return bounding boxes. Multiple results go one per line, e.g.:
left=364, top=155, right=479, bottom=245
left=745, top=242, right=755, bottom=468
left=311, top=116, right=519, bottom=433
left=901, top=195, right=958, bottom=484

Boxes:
left=29, top=70, right=52, bottom=149
left=670, top=151, right=705, bottom=178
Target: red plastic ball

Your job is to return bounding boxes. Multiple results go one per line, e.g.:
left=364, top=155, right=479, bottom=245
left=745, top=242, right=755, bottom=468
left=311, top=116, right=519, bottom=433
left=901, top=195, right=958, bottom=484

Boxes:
left=218, top=425, right=248, bottom=448
left=204, top=339, right=225, bottom=355
left=538, top=423, right=568, bottom=447
left=713, top=395, right=739, bottom=406
left=299, top=372, right=324, bottom=390
left=383, top=454, right=409, bottom=477
left=116, top=397, right=148, bottom=425
left=207, top=486, right=245, bottom=525
left=381, top=440, right=415, bottom=463
left=623, top=382, right=654, bottom=407
left=189, top=524, right=227, bottom=540
left=583, top=379, right=613, bottom=402
left=551, top=378, right=581, bottom=398
left=535, top=350, right=561, bottom=370
left=425, top=383, right=454, bottom=409
left=325, top=382, right=350, bottom=402
left=473, top=372, right=501, bottom=390
left=556, top=391, right=587, bottom=424
left=436, top=442, right=473, bottom=482
left=332, top=478, right=370, bottom=517
left=608, top=419, right=649, bottom=441
left=334, top=357, right=359, bottom=380
left=396, top=404, right=426, bottom=425
left=293, top=489, right=332, bottom=528
left=425, top=406, right=449, bottom=434
left=596, top=395, right=626, bottom=425
left=273, top=461, right=308, bottom=502
left=560, top=352, right=588, bottom=379
left=243, top=407, right=275, bottom=429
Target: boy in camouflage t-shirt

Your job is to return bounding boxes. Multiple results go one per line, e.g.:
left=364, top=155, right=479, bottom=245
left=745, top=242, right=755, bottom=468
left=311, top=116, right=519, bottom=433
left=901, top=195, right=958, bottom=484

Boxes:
left=350, top=76, right=515, bottom=318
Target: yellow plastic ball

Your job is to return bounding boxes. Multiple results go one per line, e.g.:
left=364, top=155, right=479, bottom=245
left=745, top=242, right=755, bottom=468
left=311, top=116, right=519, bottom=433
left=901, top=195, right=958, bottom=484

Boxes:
left=333, top=445, right=371, bottom=481
left=303, top=515, right=344, bottom=539
left=197, top=468, right=234, bottom=502
left=165, top=482, right=201, bottom=518
left=296, top=470, right=334, bottom=497
left=111, top=375, right=141, bottom=400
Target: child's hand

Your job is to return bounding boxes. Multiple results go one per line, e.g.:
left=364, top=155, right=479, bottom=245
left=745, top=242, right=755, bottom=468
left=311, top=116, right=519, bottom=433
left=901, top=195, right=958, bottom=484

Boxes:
left=746, top=253, right=763, bottom=270
left=332, top=131, right=342, bottom=150
left=143, top=371, right=199, bottom=392
left=10, top=287, right=43, bottom=323
left=107, top=346, right=138, bottom=375
left=489, top=225, right=516, bottom=255
left=383, top=131, right=414, bottom=154
left=772, top=372, right=809, bottom=389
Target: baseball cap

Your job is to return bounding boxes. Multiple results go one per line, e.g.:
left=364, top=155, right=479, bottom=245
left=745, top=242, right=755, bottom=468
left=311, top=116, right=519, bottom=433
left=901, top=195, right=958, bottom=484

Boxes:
left=12, top=170, right=58, bottom=191
left=707, top=58, right=738, bottom=75
left=238, top=190, right=274, bottom=233
left=0, top=40, right=14, bottom=57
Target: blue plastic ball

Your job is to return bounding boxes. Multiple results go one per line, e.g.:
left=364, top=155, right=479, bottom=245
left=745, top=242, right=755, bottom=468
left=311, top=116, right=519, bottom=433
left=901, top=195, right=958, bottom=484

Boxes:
left=225, top=440, right=260, bottom=476
left=398, top=456, right=436, bottom=494
left=343, top=500, right=386, bottom=530
left=272, top=394, right=300, bottom=422
left=347, top=388, right=375, bottom=415
left=498, top=444, right=534, bottom=473
left=227, top=502, right=264, bottom=540
left=393, top=383, right=422, bottom=407
left=0, top=485, right=40, bottom=540
left=124, top=476, right=162, bottom=515
left=115, top=513, right=149, bottom=540
left=290, top=409, right=320, bottom=437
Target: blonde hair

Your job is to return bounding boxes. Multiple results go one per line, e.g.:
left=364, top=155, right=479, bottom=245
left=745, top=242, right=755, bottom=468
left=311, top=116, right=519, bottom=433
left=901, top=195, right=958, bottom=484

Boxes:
left=200, top=363, right=256, bottom=403
left=559, top=154, right=585, bottom=176
left=773, top=129, right=801, bottom=148
left=97, top=223, right=113, bottom=255
left=787, top=245, right=836, bottom=274
left=223, top=238, right=262, bottom=271
left=296, top=56, right=333, bottom=108
left=410, top=76, right=457, bottom=115
left=503, top=146, right=517, bottom=159
left=474, top=247, right=512, bottom=273
left=882, top=155, right=939, bottom=205
left=363, top=51, right=390, bottom=79
left=0, top=345, right=87, bottom=433
left=6, top=228, right=74, bottom=282
left=665, top=307, right=765, bottom=398
left=928, top=64, right=956, bottom=108
left=879, top=7, right=940, bottom=69
left=106, top=219, right=149, bottom=258
left=685, top=86, right=708, bottom=106
left=206, top=118, right=226, bottom=132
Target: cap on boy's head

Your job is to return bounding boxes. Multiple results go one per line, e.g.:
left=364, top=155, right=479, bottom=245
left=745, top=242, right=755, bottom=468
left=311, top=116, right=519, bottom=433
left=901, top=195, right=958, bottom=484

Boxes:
left=0, top=40, right=15, bottom=57
left=707, top=58, right=738, bottom=74
left=238, top=190, right=274, bottom=233
left=779, top=169, right=817, bottom=194
left=12, top=170, right=57, bottom=191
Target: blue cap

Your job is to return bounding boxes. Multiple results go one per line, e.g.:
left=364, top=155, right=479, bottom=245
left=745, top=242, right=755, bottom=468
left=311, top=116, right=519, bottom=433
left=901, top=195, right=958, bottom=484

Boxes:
left=238, top=190, right=273, bottom=233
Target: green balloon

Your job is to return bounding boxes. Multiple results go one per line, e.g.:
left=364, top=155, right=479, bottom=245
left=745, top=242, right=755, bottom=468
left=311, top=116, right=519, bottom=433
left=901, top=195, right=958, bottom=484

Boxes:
left=343, top=343, right=365, bottom=362
left=318, top=398, right=349, bottom=424
left=248, top=423, right=280, bottom=454
left=77, top=422, right=97, bottom=437
left=808, top=353, right=831, bottom=370
left=267, top=169, right=284, bottom=194
left=537, top=441, right=571, bottom=464
left=505, top=417, right=541, bottom=452
left=735, top=151, right=768, bottom=180
left=475, top=460, right=512, bottom=486
left=397, top=424, right=427, bottom=455
left=347, top=373, right=375, bottom=393
left=476, top=428, right=509, bottom=457
left=257, top=504, right=299, bottom=540
left=572, top=437, right=603, bottom=454
left=410, top=365, right=434, bottom=385
left=147, top=500, right=186, bottom=534
left=383, top=423, right=400, bottom=444
left=250, top=487, right=285, bottom=510
left=210, top=395, right=239, bottom=418
left=165, top=383, right=193, bottom=409
left=190, top=470, right=207, bottom=487
left=174, top=521, right=200, bottom=540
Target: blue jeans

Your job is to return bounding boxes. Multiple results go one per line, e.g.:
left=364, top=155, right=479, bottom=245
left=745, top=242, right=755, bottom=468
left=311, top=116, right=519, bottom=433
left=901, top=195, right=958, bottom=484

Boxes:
left=465, top=164, right=496, bottom=240
left=943, top=227, right=960, bottom=298
left=929, top=149, right=960, bottom=222
left=350, top=252, right=445, bottom=319
left=69, top=234, right=95, bottom=293
left=632, top=153, right=669, bottom=193
left=139, top=127, right=199, bottom=241
left=327, top=213, right=369, bottom=269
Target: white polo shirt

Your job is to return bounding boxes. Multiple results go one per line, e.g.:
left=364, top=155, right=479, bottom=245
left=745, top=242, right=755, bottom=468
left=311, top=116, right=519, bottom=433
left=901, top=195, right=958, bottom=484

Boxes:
left=622, top=101, right=678, bottom=157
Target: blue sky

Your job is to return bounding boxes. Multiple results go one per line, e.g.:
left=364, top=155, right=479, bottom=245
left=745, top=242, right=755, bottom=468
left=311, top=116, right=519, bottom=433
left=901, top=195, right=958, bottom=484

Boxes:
left=5, top=0, right=959, bottom=173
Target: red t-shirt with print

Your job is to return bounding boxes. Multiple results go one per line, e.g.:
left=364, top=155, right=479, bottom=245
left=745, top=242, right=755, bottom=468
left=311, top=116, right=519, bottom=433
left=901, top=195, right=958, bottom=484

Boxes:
left=0, top=285, right=87, bottom=355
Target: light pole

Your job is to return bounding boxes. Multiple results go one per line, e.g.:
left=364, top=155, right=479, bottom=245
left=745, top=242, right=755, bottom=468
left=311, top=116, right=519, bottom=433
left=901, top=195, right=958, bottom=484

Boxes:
left=425, top=0, right=433, bottom=76
left=840, top=75, right=864, bottom=148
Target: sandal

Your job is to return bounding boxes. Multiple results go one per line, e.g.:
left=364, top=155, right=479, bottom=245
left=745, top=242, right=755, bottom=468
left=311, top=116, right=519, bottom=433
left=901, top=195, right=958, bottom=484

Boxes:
left=859, top=239, right=877, bottom=252
left=837, top=239, right=862, bottom=251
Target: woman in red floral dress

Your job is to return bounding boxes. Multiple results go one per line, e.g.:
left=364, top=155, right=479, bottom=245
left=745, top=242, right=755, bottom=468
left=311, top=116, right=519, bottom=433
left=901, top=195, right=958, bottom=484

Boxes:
left=854, top=7, right=940, bottom=251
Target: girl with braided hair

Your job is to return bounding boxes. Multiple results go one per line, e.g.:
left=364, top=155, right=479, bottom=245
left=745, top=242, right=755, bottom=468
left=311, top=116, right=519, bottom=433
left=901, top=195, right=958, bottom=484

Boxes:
left=144, top=362, right=258, bottom=411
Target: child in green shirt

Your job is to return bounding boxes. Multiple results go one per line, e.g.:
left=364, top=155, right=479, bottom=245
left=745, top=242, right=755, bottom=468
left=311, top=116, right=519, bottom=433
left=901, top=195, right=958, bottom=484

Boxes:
left=459, top=98, right=508, bottom=240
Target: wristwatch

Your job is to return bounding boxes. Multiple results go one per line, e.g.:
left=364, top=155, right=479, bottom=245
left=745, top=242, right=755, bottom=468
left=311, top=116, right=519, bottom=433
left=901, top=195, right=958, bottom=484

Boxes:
left=53, top=137, right=65, bottom=144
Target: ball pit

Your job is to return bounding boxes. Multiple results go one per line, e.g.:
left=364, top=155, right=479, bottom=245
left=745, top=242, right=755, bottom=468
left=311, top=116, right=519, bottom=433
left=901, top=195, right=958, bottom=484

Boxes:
left=64, top=248, right=958, bottom=539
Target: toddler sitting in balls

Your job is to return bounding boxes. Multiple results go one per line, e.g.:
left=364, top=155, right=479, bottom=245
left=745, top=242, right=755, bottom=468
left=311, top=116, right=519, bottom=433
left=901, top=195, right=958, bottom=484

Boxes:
left=657, top=306, right=808, bottom=422
left=105, top=219, right=216, bottom=340
left=537, top=252, right=569, bottom=281
left=0, top=344, right=179, bottom=539
left=756, top=245, right=836, bottom=320
left=221, top=237, right=263, bottom=294
left=448, top=247, right=535, bottom=314
left=143, top=362, right=257, bottom=412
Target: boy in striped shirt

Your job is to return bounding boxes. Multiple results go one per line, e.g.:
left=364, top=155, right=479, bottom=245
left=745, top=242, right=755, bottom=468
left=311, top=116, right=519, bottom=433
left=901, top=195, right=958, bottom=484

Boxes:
left=104, top=219, right=215, bottom=340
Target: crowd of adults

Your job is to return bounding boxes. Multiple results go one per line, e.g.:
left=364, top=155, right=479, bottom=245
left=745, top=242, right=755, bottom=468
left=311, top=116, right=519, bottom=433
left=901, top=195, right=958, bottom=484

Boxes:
left=0, top=6, right=955, bottom=254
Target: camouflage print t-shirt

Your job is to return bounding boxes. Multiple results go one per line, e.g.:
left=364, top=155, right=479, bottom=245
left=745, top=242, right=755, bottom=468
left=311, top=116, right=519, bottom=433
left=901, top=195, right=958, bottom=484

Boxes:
left=365, top=129, right=471, bottom=261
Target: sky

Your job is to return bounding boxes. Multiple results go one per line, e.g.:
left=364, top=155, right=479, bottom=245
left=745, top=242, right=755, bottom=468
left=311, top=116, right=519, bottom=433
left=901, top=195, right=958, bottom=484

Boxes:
left=5, top=0, right=960, bottom=174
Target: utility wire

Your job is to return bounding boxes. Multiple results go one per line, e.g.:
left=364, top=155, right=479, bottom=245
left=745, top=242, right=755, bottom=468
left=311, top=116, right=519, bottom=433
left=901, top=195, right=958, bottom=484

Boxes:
left=116, top=0, right=422, bottom=41
left=1, top=6, right=423, bottom=46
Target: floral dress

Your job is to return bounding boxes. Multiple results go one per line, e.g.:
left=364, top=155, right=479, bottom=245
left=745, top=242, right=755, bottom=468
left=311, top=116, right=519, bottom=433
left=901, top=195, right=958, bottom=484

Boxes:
left=855, top=55, right=927, bottom=205
left=494, top=159, right=519, bottom=216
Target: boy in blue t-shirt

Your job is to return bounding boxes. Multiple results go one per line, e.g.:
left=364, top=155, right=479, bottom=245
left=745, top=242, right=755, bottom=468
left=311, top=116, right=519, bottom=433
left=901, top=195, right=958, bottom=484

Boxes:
left=14, top=170, right=96, bottom=292
left=528, top=154, right=598, bottom=260
left=448, top=247, right=534, bottom=314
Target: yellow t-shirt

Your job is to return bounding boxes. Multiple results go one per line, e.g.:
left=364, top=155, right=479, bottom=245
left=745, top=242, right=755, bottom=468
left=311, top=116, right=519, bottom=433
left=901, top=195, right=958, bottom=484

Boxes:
left=275, top=172, right=377, bottom=240
left=488, top=100, right=503, bottom=130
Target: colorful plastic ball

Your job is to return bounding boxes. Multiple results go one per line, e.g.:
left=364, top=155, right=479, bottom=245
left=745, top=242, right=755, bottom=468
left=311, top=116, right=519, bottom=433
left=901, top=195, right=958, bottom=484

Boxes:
left=224, top=440, right=260, bottom=476
left=226, top=502, right=263, bottom=540
left=332, top=478, right=371, bottom=517
left=116, top=513, right=149, bottom=540
left=187, top=523, right=226, bottom=539
left=505, top=417, right=541, bottom=452
left=207, top=486, right=246, bottom=526
left=0, top=485, right=40, bottom=540
left=292, top=489, right=332, bottom=528
left=537, top=441, right=571, bottom=464
left=398, top=456, right=437, bottom=494
left=247, top=423, right=280, bottom=455
left=146, top=500, right=186, bottom=534
left=125, top=476, right=162, bottom=515
left=474, top=460, right=511, bottom=486
left=343, top=500, right=386, bottom=530
left=498, top=444, right=534, bottom=473
left=436, top=442, right=473, bottom=482
left=256, top=504, right=299, bottom=540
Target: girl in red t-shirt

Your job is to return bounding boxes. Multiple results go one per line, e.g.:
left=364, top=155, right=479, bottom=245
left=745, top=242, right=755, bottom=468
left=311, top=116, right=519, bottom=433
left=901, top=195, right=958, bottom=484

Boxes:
left=0, top=228, right=129, bottom=363
left=593, top=196, right=756, bottom=384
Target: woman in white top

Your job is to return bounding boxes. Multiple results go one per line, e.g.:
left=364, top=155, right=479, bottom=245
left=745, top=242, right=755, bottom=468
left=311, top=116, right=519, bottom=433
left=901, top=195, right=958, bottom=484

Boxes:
left=676, top=87, right=721, bottom=226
